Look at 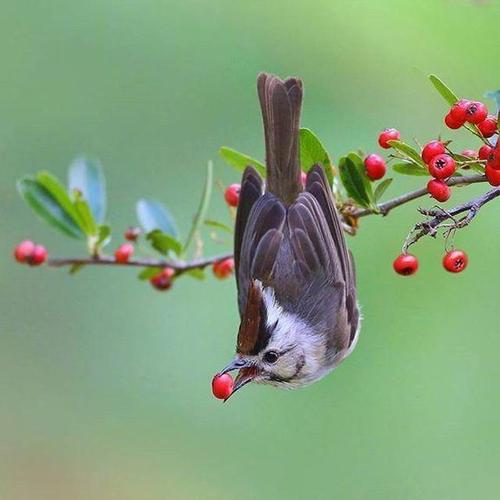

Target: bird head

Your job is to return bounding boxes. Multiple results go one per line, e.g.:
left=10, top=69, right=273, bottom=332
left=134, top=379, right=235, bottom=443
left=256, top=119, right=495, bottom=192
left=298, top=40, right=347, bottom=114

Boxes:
left=219, top=281, right=334, bottom=399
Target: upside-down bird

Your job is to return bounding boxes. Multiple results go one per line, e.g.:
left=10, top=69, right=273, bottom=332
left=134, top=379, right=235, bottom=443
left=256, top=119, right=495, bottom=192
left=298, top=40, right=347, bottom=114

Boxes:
left=220, top=73, right=360, bottom=398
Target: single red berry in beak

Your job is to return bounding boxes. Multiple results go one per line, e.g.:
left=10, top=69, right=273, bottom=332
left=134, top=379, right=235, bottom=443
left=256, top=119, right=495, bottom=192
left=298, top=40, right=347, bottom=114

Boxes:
left=212, top=373, right=234, bottom=400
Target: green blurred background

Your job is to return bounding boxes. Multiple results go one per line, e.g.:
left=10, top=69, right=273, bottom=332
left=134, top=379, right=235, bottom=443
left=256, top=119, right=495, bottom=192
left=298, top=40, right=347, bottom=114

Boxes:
left=2, top=1, right=500, bottom=499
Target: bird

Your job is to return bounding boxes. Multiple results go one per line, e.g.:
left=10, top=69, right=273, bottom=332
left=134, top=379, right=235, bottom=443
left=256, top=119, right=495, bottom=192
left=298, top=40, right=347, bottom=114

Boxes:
left=219, top=73, right=360, bottom=399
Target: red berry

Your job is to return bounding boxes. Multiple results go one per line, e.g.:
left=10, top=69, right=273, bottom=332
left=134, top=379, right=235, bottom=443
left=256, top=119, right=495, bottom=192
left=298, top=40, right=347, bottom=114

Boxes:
left=224, top=184, right=241, bottom=207
left=427, top=179, right=451, bottom=202
left=449, top=99, right=470, bottom=122
left=364, top=154, right=386, bottom=180
left=124, top=227, right=141, bottom=241
left=444, top=112, right=463, bottom=130
left=478, top=145, right=493, bottom=161
left=300, top=171, right=307, bottom=187
left=428, top=154, right=456, bottom=179
left=378, top=128, right=400, bottom=149
left=149, top=268, right=175, bottom=291
left=485, top=163, right=500, bottom=186
left=30, top=245, right=48, bottom=266
left=443, top=250, right=468, bottom=273
left=212, top=373, right=234, bottom=400
left=460, top=149, right=477, bottom=159
left=114, top=243, right=134, bottom=263
left=465, top=101, right=488, bottom=124
left=421, top=140, right=446, bottom=164
left=393, top=254, right=419, bottom=276
left=213, top=258, right=235, bottom=279
left=13, top=240, right=35, bottom=264
left=477, top=115, right=498, bottom=138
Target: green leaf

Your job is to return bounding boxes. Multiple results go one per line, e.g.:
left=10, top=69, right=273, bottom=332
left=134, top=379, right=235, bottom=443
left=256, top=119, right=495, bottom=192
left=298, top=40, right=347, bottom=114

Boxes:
left=36, top=171, right=85, bottom=230
left=183, top=161, right=213, bottom=253
left=68, top=157, right=107, bottom=224
left=299, top=128, right=334, bottom=185
left=138, top=267, right=163, bottom=280
left=17, top=177, right=84, bottom=239
left=96, top=224, right=111, bottom=248
left=136, top=199, right=178, bottom=238
left=185, top=268, right=206, bottom=280
left=346, top=152, right=374, bottom=200
left=69, top=263, right=85, bottom=275
left=338, top=156, right=372, bottom=208
left=73, top=190, right=98, bottom=236
left=388, top=140, right=426, bottom=167
left=392, top=162, right=429, bottom=176
left=204, top=219, right=233, bottom=233
left=147, top=230, right=183, bottom=256
left=429, top=74, right=459, bottom=106
left=374, top=178, right=393, bottom=202
left=219, top=147, right=266, bottom=177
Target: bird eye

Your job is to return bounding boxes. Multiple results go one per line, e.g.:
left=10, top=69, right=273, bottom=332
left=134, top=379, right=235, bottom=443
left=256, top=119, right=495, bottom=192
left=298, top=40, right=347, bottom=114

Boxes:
left=263, top=350, right=279, bottom=364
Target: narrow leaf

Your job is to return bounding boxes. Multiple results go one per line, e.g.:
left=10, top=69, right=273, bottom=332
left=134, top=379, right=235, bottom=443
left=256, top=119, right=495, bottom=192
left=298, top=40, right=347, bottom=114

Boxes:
left=219, top=147, right=266, bottom=177
left=374, top=178, right=393, bottom=202
left=185, top=268, right=206, bottom=280
left=299, top=128, right=334, bottom=185
left=392, top=162, right=429, bottom=176
left=388, top=140, right=426, bottom=167
left=183, top=161, right=213, bottom=253
left=17, top=177, right=84, bottom=239
left=36, top=171, right=85, bottom=230
left=136, top=199, right=179, bottom=238
left=73, top=191, right=98, bottom=236
left=147, top=230, right=183, bottom=256
left=347, top=152, right=374, bottom=201
left=96, top=224, right=111, bottom=248
left=429, top=74, right=459, bottom=106
left=204, top=219, right=233, bottom=233
left=138, top=267, right=163, bottom=280
left=338, top=156, right=372, bottom=208
left=68, top=157, right=107, bottom=224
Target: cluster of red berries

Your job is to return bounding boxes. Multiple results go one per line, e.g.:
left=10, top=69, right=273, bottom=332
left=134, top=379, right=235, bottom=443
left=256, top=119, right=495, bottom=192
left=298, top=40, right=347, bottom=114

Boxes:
left=13, top=240, right=48, bottom=266
left=212, top=372, right=234, bottom=400
left=443, top=98, right=500, bottom=187
left=393, top=249, right=468, bottom=276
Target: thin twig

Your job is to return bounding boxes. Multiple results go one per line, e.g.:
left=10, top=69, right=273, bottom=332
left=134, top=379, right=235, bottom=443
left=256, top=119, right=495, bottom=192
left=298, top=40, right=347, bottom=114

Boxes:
left=48, top=253, right=233, bottom=272
left=403, top=187, right=500, bottom=251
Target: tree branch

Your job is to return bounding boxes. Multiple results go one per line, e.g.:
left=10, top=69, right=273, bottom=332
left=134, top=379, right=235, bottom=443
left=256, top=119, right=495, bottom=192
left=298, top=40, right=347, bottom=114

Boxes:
left=46, top=175, right=493, bottom=273
left=403, top=187, right=500, bottom=251
left=354, top=174, right=486, bottom=217
left=48, top=252, right=233, bottom=273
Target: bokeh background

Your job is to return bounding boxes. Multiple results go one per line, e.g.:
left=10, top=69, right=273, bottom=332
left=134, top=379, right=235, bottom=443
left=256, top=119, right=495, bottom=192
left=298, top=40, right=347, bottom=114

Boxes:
left=2, top=1, right=500, bottom=499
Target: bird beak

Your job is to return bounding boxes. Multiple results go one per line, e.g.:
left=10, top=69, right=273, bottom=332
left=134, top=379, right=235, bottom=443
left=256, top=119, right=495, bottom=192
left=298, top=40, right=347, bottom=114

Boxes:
left=219, top=357, right=260, bottom=401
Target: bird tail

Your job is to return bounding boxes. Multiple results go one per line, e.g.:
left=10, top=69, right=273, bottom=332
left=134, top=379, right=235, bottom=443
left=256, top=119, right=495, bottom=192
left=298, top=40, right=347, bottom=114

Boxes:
left=257, top=73, right=303, bottom=206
